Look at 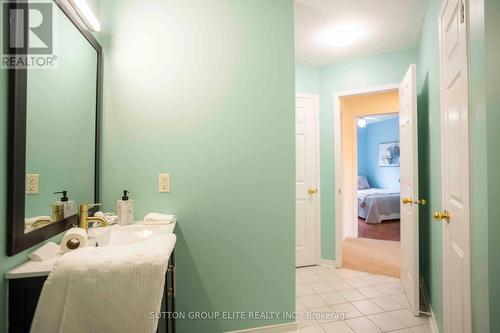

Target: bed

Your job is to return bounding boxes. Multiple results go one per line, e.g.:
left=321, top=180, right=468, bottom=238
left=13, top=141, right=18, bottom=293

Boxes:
left=357, top=176, right=400, bottom=224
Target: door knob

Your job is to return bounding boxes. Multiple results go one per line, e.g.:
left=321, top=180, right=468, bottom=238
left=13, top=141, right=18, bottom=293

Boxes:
left=402, top=197, right=413, bottom=205
left=433, top=210, right=451, bottom=223
left=415, top=199, right=427, bottom=205
left=308, top=188, right=317, bottom=195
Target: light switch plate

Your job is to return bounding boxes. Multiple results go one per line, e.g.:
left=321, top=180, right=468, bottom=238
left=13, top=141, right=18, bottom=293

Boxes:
left=158, top=174, right=171, bottom=193
left=26, top=174, right=39, bottom=194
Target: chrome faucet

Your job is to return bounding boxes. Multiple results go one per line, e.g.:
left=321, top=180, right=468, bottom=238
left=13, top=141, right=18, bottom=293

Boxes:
left=78, top=203, right=109, bottom=231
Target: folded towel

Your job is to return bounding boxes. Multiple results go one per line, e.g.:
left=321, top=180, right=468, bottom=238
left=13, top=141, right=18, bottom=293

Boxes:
left=31, top=233, right=176, bottom=333
left=94, top=211, right=118, bottom=225
left=28, top=242, right=60, bottom=261
left=25, top=216, right=52, bottom=225
left=143, top=212, right=176, bottom=225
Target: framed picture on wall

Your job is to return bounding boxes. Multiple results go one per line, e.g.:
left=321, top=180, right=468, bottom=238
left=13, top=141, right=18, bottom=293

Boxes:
left=379, top=141, right=400, bottom=167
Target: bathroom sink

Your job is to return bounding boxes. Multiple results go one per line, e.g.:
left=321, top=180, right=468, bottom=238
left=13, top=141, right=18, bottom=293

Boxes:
left=88, top=222, right=176, bottom=247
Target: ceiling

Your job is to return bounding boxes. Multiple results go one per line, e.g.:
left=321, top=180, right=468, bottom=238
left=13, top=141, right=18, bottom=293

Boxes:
left=295, top=0, right=428, bottom=66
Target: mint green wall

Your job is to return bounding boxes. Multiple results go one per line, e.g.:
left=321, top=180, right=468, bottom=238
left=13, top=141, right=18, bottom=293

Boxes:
left=318, top=49, right=418, bottom=260
left=295, top=65, right=320, bottom=94
left=483, top=0, right=500, bottom=331
left=468, top=0, right=490, bottom=332
left=99, top=0, right=295, bottom=332
left=415, top=0, right=443, bottom=330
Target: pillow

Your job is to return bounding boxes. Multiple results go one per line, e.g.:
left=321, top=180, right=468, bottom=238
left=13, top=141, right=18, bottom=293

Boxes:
left=358, top=176, right=370, bottom=190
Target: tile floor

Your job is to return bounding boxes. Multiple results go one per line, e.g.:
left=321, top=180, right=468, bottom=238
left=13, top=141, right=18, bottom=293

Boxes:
left=292, top=266, right=431, bottom=333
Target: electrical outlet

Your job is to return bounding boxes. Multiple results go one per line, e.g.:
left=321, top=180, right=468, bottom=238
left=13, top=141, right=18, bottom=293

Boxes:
left=26, top=174, right=39, bottom=194
left=158, top=174, right=171, bottom=193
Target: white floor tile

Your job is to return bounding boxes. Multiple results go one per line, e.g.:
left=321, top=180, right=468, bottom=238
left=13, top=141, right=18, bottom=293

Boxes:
left=328, top=280, right=353, bottom=291
left=345, top=317, right=381, bottom=333
left=299, top=295, right=328, bottom=309
left=374, top=282, right=404, bottom=296
left=310, top=282, right=333, bottom=293
left=390, top=294, right=410, bottom=308
left=296, top=267, right=418, bottom=333
left=367, top=312, right=406, bottom=331
left=371, top=296, right=407, bottom=311
left=335, top=269, right=360, bottom=279
left=387, top=309, right=429, bottom=328
left=344, top=278, right=371, bottom=288
left=296, top=298, right=306, bottom=311
left=316, top=272, right=341, bottom=283
left=298, top=325, right=326, bottom=333
left=297, top=285, right=316, bottom=297
left=302, top=275, right=323, bottom=284
left=351, top=300, right=385, bottom=315
left=297, top=267, right=317, bottom=276
left=339, top=289, right=367, bottom=302
left=356, top=286, right=384, bottom=299
left=296, top=310, right=318, bottom=328
left=330, top=303, right=363, bottom=319
left=318, top=291, right=348, bottom=306
left=322, top=321, right=355, bottom=333
left=410, top=324, right=432, bottom=333
left=308, top=306, right=339, bottom=324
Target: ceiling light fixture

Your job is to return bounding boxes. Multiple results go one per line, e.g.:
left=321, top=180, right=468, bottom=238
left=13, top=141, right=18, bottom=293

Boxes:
left=70, top=0, right=101, bottom=32
left=357, top=118, right=367, bottom=128
left=317, top=24, right=365, bottom=48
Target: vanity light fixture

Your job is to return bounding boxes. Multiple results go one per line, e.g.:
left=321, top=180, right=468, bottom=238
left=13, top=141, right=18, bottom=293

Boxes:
left=357, top=118, right=367, bottom=128
left=69, top=0, right=101, bottom=32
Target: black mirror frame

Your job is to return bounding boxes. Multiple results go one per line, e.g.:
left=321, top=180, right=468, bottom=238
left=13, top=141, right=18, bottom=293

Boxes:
left=7, top=0, right=102, bottom=256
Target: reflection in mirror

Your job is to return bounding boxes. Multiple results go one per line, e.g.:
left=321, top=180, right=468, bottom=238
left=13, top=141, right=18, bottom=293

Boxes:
left=24, top=4, right=97, bottom=233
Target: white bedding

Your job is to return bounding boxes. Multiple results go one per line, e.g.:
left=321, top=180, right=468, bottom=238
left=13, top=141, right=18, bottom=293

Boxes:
left=358, top=188, right=400, bottom=204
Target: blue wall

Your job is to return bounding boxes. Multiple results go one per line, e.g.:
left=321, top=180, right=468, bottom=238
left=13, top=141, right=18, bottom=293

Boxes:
left=357, top=117, right=400, bottom=190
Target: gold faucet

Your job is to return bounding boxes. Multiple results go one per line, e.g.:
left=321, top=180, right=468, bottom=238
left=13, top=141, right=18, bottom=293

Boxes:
left=78, top=203, right=109, bottom=231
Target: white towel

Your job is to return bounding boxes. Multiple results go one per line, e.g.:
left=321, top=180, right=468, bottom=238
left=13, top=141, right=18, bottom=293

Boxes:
left=28, top=242, right=60, bottom=261
left=143, top=212, right=176, bottom=225
left=31, top=233, right=176, bottom=333
left=25, top=216, right=52, bottom=225
left=94, top=211, right=118, bottom=225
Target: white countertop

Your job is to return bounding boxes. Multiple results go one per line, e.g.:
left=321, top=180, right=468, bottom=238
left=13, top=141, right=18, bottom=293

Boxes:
left=5, top=221, right=176, bottom=280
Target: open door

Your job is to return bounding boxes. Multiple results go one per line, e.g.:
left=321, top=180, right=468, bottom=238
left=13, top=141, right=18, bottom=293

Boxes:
left=296, top=95, right=319, bottom=267
left=399, top=64, right=420, bottom=316
left=438, top=0, right=472, bottom=331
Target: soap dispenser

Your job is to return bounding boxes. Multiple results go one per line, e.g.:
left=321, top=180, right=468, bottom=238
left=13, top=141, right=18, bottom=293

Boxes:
left=53, top=191, right=75, bottom=219
left=117, top=190, right=134, bottom=225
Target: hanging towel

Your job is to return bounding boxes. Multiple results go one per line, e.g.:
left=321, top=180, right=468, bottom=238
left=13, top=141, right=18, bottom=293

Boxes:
left=31, top=233, right=176, bottom=333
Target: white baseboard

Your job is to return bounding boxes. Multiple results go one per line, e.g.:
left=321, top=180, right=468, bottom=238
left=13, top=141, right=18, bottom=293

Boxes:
left=319, top=259, right=337, bottom=267
left=226, top=322, right=297, bottom=333
left=421, top=282, right=439, bottom=333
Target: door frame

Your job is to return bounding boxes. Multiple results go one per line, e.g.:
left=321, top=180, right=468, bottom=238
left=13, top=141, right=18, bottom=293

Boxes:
left=333, top=83, right=400, bottom=267
left=296, top=93, right=321, bottom=266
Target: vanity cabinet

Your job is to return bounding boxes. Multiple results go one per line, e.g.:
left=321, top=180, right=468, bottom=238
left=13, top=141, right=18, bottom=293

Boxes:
left=7, top=253, right=176, bottom=333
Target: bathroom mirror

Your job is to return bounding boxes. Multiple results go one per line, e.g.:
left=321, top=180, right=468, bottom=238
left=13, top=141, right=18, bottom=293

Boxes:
left=7, top=1, right=102, bottom=255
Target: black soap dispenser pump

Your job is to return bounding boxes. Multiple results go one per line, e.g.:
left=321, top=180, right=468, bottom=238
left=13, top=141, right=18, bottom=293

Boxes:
left=117, top=190, right=134, bottom=225
left=53, top=190, right=75, bottom=218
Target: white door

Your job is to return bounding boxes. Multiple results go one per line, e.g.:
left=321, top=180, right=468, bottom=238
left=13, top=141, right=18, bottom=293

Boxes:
left=296, top=95, right=319, bottom=267
left=399, top=64, right=420, bottom=316
left=439, top=0, right=472, bottom=332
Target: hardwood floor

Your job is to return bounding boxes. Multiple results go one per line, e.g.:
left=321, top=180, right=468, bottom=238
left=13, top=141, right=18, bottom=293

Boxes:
left=358, top=218, right=400, bottom=241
